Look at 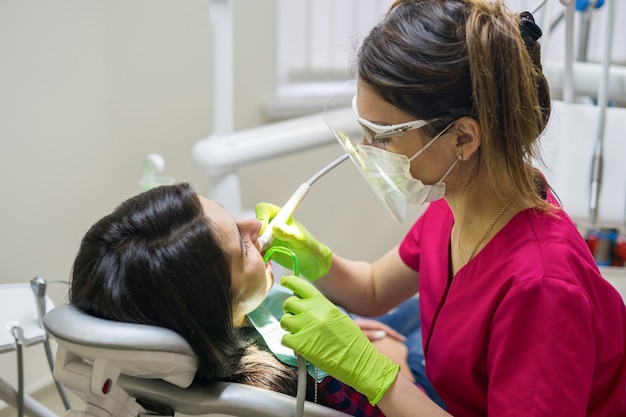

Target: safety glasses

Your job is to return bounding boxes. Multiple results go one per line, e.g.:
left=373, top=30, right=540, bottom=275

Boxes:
left=351, top=95, right=430, bottom=143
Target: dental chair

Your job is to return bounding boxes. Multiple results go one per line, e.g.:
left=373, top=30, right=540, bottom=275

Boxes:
left=0, top=279, right=71, bottom=417
left=43, top=304, right=351, bottom=417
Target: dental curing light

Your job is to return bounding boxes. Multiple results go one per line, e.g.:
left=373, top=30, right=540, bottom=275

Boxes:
left=258, top=154, right=348, bottom=252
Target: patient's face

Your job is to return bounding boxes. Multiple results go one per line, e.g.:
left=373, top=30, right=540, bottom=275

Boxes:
left=198, top=196, right=273, bottom=326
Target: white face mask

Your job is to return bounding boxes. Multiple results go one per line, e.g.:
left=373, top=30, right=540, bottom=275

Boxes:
left=356, top=123, right=459, bottom=221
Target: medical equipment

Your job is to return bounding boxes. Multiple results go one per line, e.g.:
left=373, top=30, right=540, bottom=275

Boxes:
left=258, top=154, right=348, bottom=253
left=0, top=279, right=69, bottom=417
left=43, top=304, right=352, bottom=417
left=139, top=153, right=175, bottom=192
left=532, top=0, right=626, bottom=231
left=587, top=0, right=613, bottom=229
left=260, top=246, right=311, bottom=417
left=30, top=278, right=72, bottom=411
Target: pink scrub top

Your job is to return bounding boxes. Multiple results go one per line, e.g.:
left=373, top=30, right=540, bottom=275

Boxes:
left=399, top=191, right=626, bottom=417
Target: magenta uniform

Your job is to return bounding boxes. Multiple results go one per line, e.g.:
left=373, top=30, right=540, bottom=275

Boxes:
left=399, top=190, right=626, bottom=416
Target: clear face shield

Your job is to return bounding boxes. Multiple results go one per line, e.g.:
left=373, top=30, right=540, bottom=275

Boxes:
left=324, top=87, right=455, bottom=222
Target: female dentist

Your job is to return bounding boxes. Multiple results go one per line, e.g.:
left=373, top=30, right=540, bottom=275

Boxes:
left=256, top=0, right=626, bottom=416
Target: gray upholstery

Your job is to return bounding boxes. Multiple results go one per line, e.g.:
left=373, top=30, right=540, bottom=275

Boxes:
left=118, top=375, right=351, bottom=417
left=44, top=304, right=193, bottom=356
left=44, top=304, right=352, bottom=417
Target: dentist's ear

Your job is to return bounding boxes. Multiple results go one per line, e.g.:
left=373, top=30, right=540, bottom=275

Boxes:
left=453, top=117, right=481, bottom=161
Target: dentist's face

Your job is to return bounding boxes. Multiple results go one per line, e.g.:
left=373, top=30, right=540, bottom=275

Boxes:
left=198, top=196, right=273, bottom=325
left=356, top=83, right=458, bottom=185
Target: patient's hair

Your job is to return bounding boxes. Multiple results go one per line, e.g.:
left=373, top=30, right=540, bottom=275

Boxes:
left=70, top=183, right=299, bottom=395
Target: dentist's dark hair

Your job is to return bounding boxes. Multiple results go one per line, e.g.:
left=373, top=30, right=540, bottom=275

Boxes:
left=70, top=183, right=298, bottom=394
left=358, top=0, right=552, bottom=210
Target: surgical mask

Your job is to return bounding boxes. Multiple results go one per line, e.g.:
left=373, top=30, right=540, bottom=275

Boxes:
left=360, top=129, right=459, bottom=209
left=324, top=92, right=458, bottom=222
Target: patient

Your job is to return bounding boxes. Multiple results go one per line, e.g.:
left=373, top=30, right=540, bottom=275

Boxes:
left=70, top=182, right=389, bottom=416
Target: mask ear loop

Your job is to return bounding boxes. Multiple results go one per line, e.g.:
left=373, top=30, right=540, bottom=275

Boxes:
left=262, top=246, right=308, bottom=417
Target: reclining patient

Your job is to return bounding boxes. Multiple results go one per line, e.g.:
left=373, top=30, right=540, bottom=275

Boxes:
left=69, top=182, right=390, bottom=416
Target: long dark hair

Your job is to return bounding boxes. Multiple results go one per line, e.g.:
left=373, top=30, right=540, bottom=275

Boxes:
left=70, top=183, right=299, bottom=395
left=358, top=0, right=552, bottom=210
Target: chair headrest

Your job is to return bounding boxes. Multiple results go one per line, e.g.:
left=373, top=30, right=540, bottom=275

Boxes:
left=44, top=304, right=198, bottom=388
left=44, top=304, right=354, bottom=416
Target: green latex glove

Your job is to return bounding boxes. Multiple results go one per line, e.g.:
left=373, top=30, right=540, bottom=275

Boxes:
left=255, top=202, right=332, bottom=281
left=280, top=275, right=400, bottom=405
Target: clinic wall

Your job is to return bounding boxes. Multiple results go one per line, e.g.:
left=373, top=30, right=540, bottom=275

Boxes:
left=0, top=0, right=218, bottom=289
left=0, top=1, right=111, bottom=287
left=0, top=0, right=216, bottom=406
left=0, top=0, right=111, bottom=403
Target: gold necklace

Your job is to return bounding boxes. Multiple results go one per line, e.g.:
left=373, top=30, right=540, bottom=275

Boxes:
left=314, top=367, right=318, bottom=403
left=468, top=191, right=520, bottom=261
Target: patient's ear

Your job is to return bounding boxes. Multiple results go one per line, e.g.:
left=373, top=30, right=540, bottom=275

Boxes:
left=454, top=117, right=480, bottom=161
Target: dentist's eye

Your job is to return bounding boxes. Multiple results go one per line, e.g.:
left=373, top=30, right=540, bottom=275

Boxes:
left=372, top=136, right=391, bottom=149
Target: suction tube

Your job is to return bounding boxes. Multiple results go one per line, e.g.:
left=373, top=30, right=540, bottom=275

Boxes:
left=258, top=154, right=348, bottom=252
left=262, top=246, right=307, bottom=417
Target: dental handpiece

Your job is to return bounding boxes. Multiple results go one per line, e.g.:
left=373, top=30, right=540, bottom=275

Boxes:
left=258, top=154, right=348, bottom=253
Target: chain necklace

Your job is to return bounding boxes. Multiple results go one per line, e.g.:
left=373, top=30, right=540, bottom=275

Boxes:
left=314, top=367, right=318, bottom=403
left=468, top=191, right=520, bottom=261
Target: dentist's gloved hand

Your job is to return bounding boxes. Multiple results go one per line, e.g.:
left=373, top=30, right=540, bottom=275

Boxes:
left=280, top=275, right=400, bottom=405
left=256, top=202, right=332, bottom=281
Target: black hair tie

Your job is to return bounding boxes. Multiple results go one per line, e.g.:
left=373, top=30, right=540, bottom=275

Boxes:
left=519, top=11, right=542, bottom=46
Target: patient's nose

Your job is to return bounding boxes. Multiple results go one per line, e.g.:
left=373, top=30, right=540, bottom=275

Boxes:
left=239, top=219, right=262, bottom=250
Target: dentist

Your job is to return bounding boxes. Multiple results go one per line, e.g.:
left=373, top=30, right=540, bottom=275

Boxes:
left=257, top=1, right=626, bottom=416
